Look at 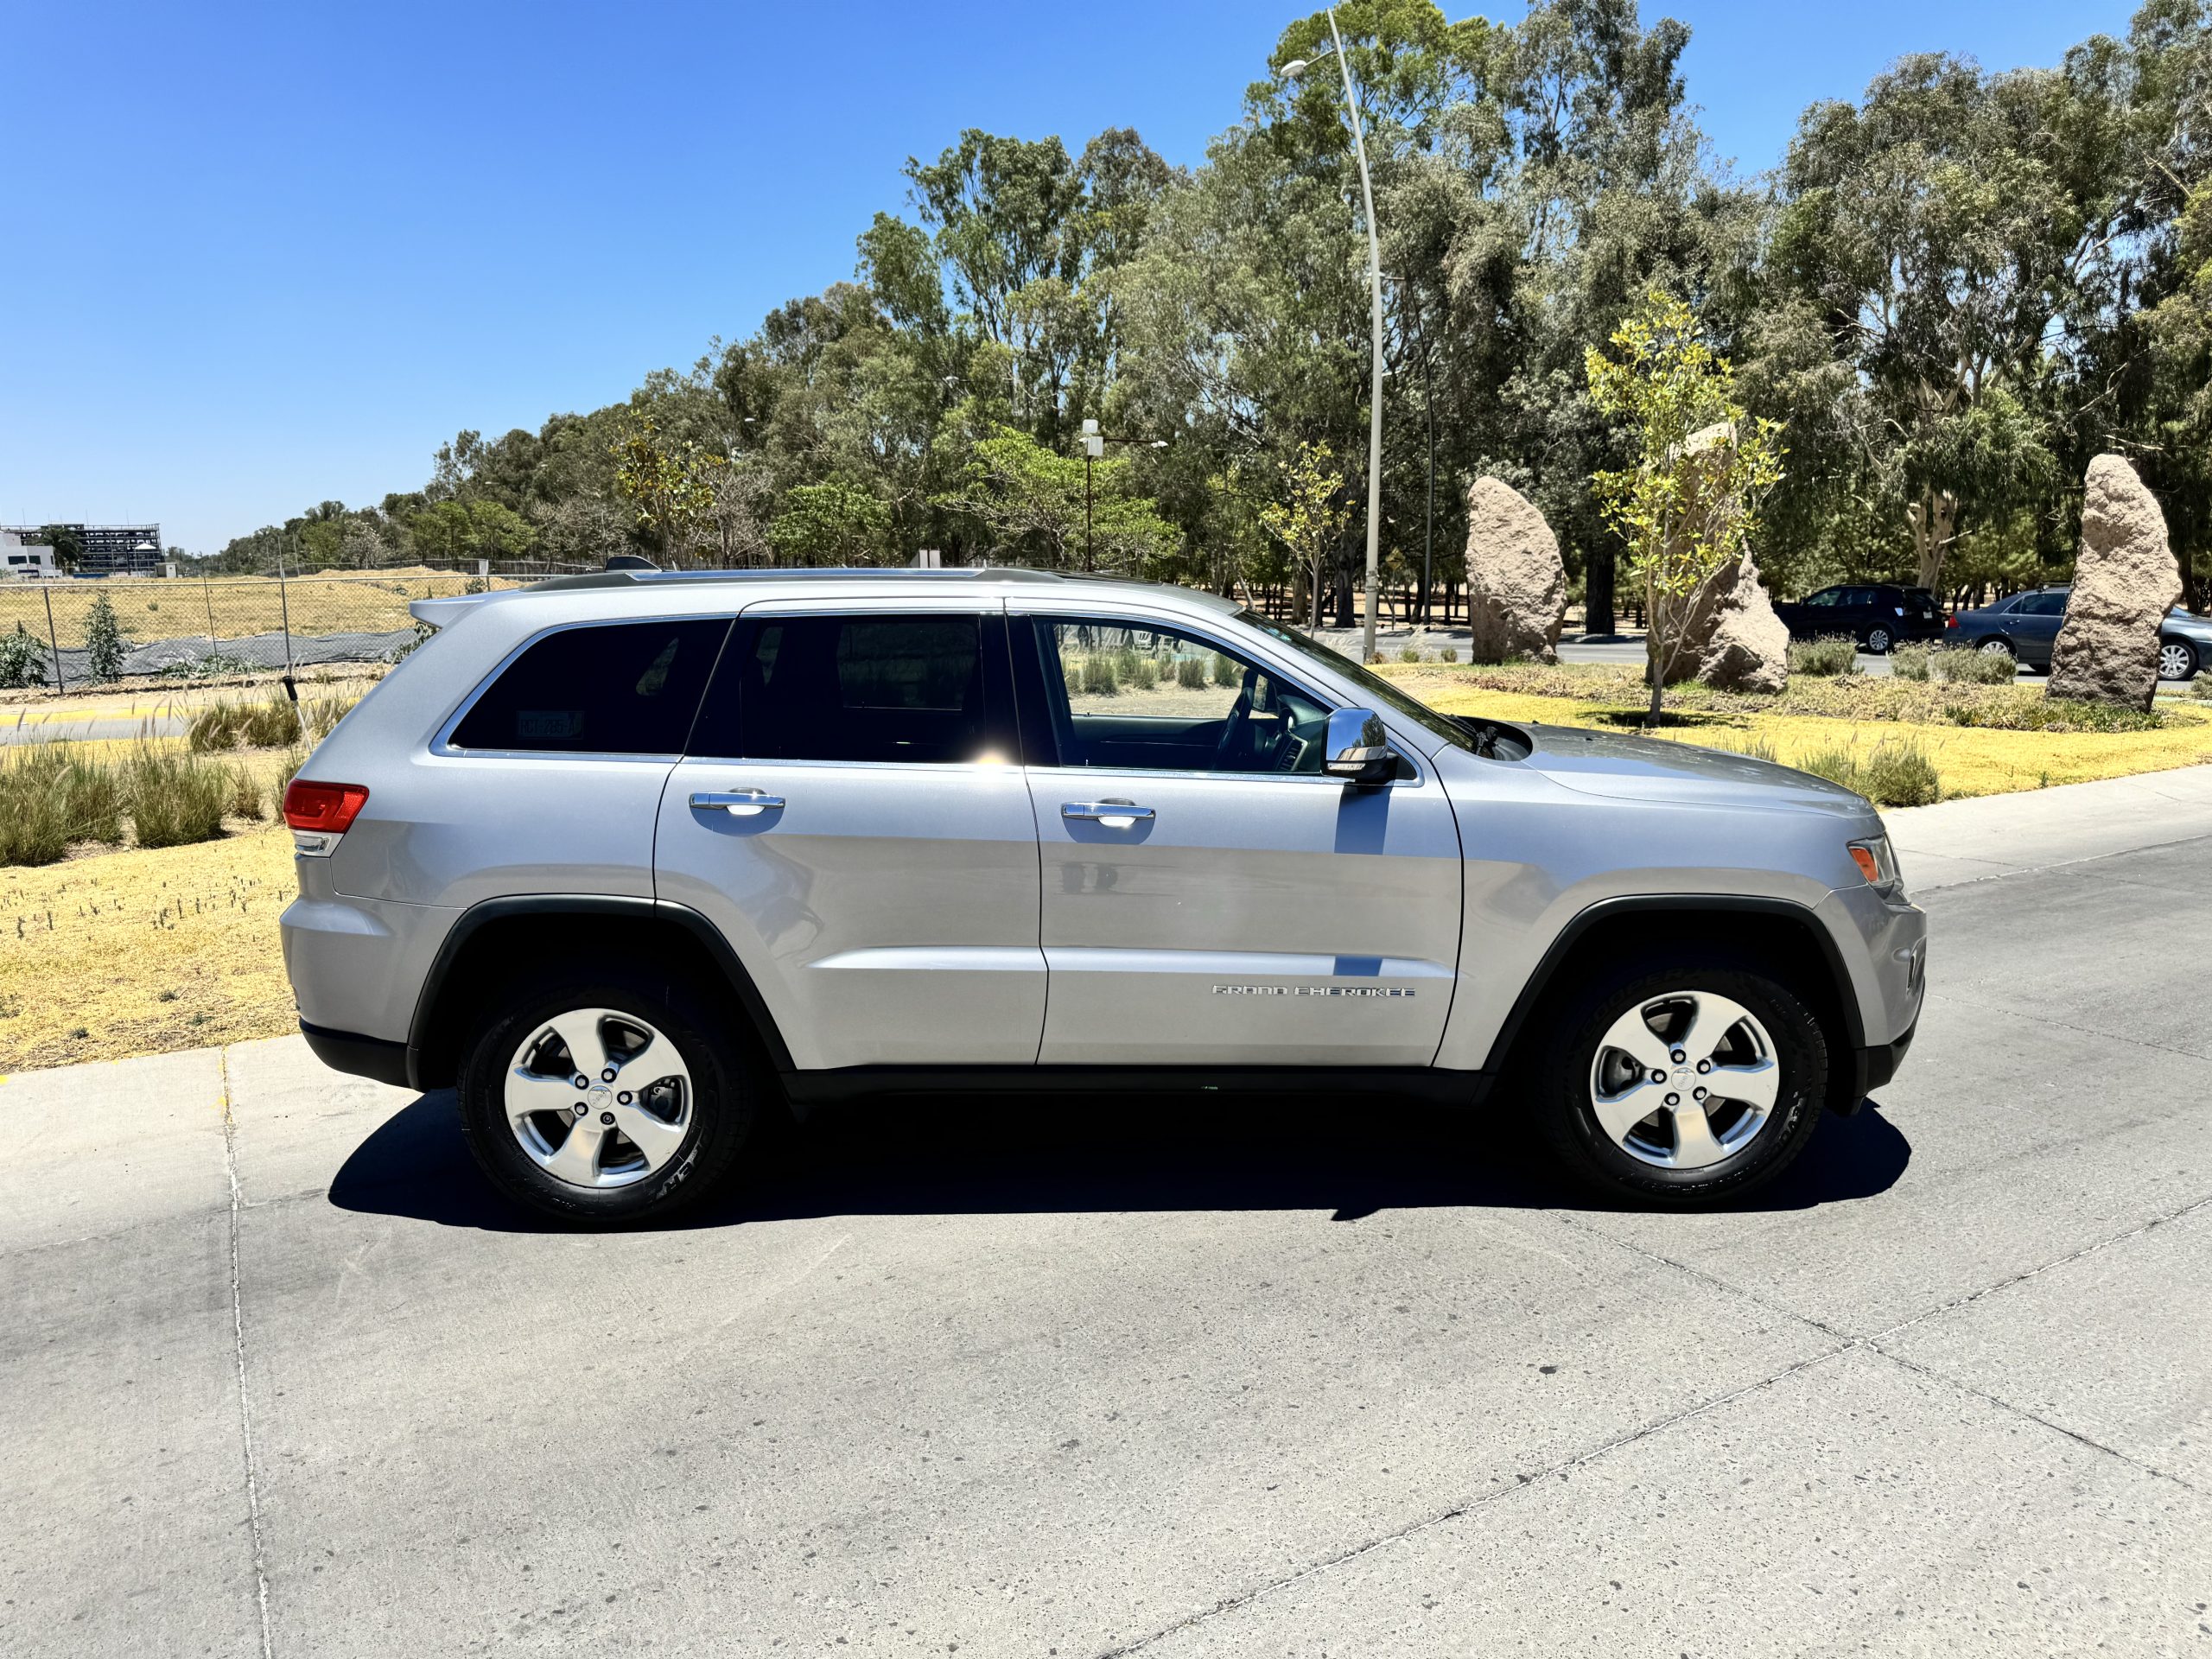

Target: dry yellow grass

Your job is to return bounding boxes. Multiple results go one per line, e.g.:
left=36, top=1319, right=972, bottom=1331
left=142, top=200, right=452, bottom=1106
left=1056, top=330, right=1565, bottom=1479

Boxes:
left=0, top=568, right=517, bottom=652
left=1404, top=681, right=2212, bottom=798
left=0, top=823, right=296, bottom=1072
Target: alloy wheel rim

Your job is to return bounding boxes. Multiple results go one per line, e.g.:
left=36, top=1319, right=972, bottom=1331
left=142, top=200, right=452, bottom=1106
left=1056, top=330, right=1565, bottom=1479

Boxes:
left=505, top=1007, right=693, bottom=1190
left=1588, top=990, right=1781, bottom=1171
left=2160, top=643, right=2191, bottom=680
left=1979, top=639, right=2011, bottom=657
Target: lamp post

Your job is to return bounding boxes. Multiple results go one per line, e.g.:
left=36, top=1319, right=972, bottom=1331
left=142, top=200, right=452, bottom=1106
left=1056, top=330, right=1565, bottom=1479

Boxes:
left=1282, top=6, right=1383, bottom=664
left=1080, top=418, right=1168, bottom=571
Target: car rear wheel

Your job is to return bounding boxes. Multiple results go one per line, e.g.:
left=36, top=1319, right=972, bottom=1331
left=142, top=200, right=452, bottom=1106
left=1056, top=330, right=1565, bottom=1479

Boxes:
left=458, top=969, right=759, bottom=1225
left=1977, top=636, right=2014, bottom=661
left=1535, top=957, right=1828, bottom=1206
left=1865, top=626, right=1892, bottom=654
left=2158, top=639, right=2197, bottom=682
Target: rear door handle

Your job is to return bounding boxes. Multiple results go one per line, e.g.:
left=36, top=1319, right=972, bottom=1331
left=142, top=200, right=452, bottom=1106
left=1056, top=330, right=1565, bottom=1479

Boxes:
left=691, top=789, right=785, bottom=817
left=1062, top=801, right=1154, bottom=827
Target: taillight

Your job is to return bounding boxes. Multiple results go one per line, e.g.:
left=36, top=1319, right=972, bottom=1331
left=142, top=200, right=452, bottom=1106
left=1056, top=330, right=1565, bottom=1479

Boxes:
left=1945, top=613, right=1958, bottom=629
left=283, top=780, right=369, bottom=855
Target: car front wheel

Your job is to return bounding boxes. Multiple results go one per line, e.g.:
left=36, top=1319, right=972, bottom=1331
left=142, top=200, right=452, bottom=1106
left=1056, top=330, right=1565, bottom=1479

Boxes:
left=1866, top=626, right=1892, bottom=654
left=2158, top=639, right=2197, bottom=682
left=1535, top=958, right=1829, bottom=1206
left=457, top=969, right=759, bottom=1225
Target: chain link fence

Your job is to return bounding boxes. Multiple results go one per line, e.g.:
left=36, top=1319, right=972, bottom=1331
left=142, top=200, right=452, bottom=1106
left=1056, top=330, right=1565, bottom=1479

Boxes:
left=0, top=567, right=563, bottom=690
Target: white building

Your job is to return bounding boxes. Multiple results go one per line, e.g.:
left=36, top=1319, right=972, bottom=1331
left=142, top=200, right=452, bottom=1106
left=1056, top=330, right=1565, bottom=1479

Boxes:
left=0, top=530, right=56, bottom=579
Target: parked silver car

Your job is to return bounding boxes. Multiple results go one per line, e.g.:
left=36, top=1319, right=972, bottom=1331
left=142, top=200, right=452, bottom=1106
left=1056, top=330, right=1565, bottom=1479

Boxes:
left=1948, top=585, right=2210, bottom=680
left=280, top=570, right=1927, bottom=1223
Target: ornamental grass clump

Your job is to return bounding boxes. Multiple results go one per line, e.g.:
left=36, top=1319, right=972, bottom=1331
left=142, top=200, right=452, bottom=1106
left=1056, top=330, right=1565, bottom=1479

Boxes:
left=124, top=747, right=234, bottom=849
left=1786, top=635, right=1858, bottom=677
left=1859, top=738, right=1942, bottom=807
left=1175, top=654, right=1207, bottom=690
left=1889, top=643, right=1934, bottom=681
left=0, top=745, right=126, bottom=865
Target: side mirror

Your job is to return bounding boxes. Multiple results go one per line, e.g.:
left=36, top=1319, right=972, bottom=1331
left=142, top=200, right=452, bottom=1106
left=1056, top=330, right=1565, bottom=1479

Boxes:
left=1324, top=707, right=1397, bottom=788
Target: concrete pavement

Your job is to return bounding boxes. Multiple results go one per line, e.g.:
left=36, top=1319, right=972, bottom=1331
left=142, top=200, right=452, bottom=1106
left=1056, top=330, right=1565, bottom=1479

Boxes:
left=5, top=770, right=2211, bottom=1655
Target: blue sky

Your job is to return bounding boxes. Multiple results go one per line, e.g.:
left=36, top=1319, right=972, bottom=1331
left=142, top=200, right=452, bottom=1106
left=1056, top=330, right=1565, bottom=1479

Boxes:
left=2, top=0, right=2135, bottom=553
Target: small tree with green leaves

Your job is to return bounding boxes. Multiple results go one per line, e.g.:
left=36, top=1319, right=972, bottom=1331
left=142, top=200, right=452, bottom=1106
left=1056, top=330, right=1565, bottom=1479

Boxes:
left=1586, top=292, right=1784, bottom=723
left=610, top=416, right=728, bottom=566
left=84, top=594, right=127, bottom=683
left=0, top=622, right=44, bottom=689
left=1259, top=442, right=1351, bottom=631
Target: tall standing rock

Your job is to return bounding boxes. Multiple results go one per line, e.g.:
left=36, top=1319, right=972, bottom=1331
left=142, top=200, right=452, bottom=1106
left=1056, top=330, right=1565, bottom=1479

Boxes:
left=2048, top=455, right=2180, bottom=712
left=1464, top=477, right=1567, bottom=663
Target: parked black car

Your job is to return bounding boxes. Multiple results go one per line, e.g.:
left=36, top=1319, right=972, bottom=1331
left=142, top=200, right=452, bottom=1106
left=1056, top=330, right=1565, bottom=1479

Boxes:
left=1947, top=586, right=2210, bottom=679
left=1770, top=584, right=1946, bottom=654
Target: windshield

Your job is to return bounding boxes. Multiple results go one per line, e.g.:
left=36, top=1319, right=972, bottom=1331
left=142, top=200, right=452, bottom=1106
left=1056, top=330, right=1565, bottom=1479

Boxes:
left=1237, top=612, right=1478, bottom=753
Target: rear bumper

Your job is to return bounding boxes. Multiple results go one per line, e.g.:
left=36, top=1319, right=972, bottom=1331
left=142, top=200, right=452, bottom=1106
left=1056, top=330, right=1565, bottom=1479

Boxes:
left=299, top=1020, right=413, bottom=1090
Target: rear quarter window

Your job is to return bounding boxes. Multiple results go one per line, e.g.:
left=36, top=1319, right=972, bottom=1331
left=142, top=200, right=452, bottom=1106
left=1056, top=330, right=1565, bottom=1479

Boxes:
left=448, top=619, right=731, bottom=754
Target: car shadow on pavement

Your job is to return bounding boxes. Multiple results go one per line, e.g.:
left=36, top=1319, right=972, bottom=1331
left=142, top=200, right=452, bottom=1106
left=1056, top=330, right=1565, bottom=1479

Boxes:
left=326, top=1088, right=1911, bottom=1233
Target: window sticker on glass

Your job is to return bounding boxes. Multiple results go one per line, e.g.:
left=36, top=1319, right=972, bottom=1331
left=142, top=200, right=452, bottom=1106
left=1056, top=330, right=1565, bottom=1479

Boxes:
left=516, top=709, right=587, bottom=741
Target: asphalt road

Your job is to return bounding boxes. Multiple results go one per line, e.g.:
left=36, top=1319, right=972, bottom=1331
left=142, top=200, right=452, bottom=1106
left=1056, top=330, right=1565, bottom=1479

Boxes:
left=6, top=769, right=2211, bottom=1656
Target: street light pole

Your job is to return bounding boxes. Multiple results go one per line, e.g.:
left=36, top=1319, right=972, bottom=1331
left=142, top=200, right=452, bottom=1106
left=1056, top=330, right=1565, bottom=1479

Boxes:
left=1285, top=8, right=1384, bottom=664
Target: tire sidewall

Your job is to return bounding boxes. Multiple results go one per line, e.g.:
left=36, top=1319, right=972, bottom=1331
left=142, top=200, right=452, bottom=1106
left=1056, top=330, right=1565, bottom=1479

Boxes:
left=458, top=972, right=753, bottom=1224
left=1541, top=962, right=1828, bottom=1205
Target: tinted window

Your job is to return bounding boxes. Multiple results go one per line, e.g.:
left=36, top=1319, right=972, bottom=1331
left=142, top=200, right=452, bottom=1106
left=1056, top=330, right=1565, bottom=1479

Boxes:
left=2018, top=590, right=2069, bottom=616
left=1803, top=588, right=1840, bottom=607
left=449, top=619, right=729, bottom=754
left=691, top=613, right=996, bottom=764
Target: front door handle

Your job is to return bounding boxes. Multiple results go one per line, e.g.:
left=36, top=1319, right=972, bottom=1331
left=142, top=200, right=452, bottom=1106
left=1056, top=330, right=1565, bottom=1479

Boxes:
left=1062, top=801, right=1154, bottom=828
left=691, top=789, right=785, bottom=817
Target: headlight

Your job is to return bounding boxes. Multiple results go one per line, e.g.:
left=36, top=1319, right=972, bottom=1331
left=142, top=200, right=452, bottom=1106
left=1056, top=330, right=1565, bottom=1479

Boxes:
left=1847, top=835, right=1903, bottom=893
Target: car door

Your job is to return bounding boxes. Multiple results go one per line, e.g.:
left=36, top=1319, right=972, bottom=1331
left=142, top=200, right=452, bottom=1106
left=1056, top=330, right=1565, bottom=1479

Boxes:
left=654, top=601, right=1046, bottom=1071
left=1011, top=607, right=1464, bottom=1068
left=2010, top=590, right=2068, bottom=665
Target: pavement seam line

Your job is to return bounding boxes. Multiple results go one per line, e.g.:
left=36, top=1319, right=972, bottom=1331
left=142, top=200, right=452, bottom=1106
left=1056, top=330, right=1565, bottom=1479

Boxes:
left=1900, top=824, right=2212, bottom=891
left=219, top=1045, right=277, bottom=1659
left=1089, top=1340, right=1859, bottom=1659
left=1862, top=1342, right=2203, bottom=1495
left=1918, top=987, right=2212, bottom=1065
left=1547, top=1210, right=1856, bottom=1342
left=1867, top=1188, right=2212, bottom=1345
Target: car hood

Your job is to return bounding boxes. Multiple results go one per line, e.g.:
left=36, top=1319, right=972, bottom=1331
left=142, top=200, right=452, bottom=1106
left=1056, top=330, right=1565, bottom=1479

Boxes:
left=1511, top=722, right=1873, bottom=817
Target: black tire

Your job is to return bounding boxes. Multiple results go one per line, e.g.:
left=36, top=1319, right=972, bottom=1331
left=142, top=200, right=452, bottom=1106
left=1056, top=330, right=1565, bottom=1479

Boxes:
left=457, top=966, right=759, bottom=1225
left=1534, top=955, right=1829, bottom=1207
left=1865, top=626, right=1891, bottom=655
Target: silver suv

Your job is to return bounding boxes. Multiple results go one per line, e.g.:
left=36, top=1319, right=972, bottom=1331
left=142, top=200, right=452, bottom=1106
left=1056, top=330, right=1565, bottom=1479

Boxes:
left=281, top=569, right=1926, bottom=1224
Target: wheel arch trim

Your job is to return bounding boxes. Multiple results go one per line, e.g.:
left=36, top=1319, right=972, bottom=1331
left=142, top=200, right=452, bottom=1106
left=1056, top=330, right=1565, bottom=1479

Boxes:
left=1477, top=893, right=1868, bottom=1076
left=405, top=893, right=795, bottom=1090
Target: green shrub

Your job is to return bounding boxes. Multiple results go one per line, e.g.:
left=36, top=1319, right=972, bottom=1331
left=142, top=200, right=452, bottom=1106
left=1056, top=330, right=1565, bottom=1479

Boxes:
left=1859, top=738, right=1941, bottom=807
left=1131, top=658, right=1159, bottom=691
left=0, top=623, right=46, bottom=690
left=1439, top=646, right=1459, bottom=664
left=1889, top=643, right=1934, bottom=682
left=66, top=753, right=124, bottom=843
left=159, top=651, right=256, bottom=681
left=1930, top=646, right=2017, bottom=684
left=1787, top=635, right=1859, bottom=677
left=1175, top=655, right=1207, bottom=690
left=1794, top=745, right=1866, bottom=792
left=1211, top=652, right=1239, bottom=687
left=1400, top=646, right=1421, bottom=663
left=1945, top=697, right=2161, bottom=734
left=84, top=594, right=127, bottom=682
left=124, top=748, right=232, bottom=849
left=1078, top=655, right=1120, bottom=697
left=2193, top=673, right=2212, bottom=701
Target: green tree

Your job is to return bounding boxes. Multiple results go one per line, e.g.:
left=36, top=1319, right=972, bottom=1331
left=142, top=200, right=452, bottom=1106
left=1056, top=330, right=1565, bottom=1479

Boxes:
left=610, top=416, right=728, bottom=565
left=83, top=593, right=127, bottom=683
left=1259, top=442, right=1353, bottom=628
left=1586, top=291, right=1784, bottom=721
left=934, top=424, right=1179, bottom=572
left=766, top=482, right=892, bottom=565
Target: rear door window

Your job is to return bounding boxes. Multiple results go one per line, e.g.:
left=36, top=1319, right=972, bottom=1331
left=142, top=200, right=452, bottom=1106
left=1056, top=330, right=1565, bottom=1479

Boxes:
left=689, top=613, right=1009, bottom=765
left=448, top=619, right=730, bottom=754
